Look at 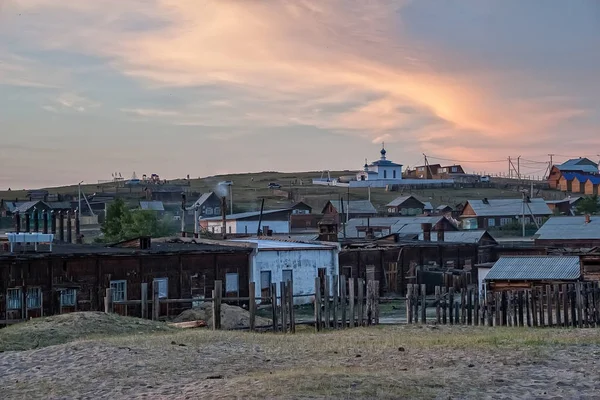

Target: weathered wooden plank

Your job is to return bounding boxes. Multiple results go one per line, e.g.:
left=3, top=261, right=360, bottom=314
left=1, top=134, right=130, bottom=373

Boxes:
left=104, top=288, right=113, bottom=314
left=288, top=279, right=295, bottom=334
left=518, top=291, right=524, bottom=327
left=314, top=277, right=322, bottom=332
left=577, top=282, right=584, bottom=329
left=270, top=282, right=278, bottom=332
left=563, top=284, right=569, bottom=327
left=448, top=287, right=454, bottom=325
left=461, top=288, right=467, bottom=325
left=373, top=281, right=380, bottom=325
left=406, top=284, right=413, bottom=324
left=357, top=278, right=364, bottom=327
left=554, top=284, right=561, bottom=328
left=546, top=286, right=553, bottom=327
left=141, top=283, right=148, bottom=319
left=332, top=275, right=339, bottom=329
left=525, top=290, right=531, bottom=327
left=420, top=283, right=426, bottom=324
left=441, top=286, right=447, bottom=325
left=280, top=281, right=287, bottom=333
left=249, top=282, right=256, bottom=332
left=435, top=286, right=441, bottom=324
left=531, top=288, right=538, bottom=327
left=467, top=288, right=473, bottom=326
left=495, top=292, right=501, bottom=327
left=348, top=278, right=355, bottom=329
left=323, top=276, right=330, bottom=329
left=340, top=275, right=347, bottom=329
left=506, top=291, right=512, bottom=327
left=152, top=280, right=160, bottom=321
left=487, top=290, right=493, bottom=327
left=170, top=320, right=206, bottom=329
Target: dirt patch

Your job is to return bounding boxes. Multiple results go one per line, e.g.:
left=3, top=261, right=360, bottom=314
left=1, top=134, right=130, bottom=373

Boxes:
left=173, top=302, right=271, bottom=330
left=0, top=312, right=174, bottom=352
left=2, top=325, right=600, bottom=399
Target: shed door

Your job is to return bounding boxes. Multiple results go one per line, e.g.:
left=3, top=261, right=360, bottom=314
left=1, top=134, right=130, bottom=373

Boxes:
left=260, top=271, right=271, bottom=300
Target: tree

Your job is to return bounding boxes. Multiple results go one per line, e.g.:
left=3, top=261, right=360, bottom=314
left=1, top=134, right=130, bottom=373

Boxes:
left=101, top=199, right=175, bottom=242
left=576, top=195, right=600, bottom=215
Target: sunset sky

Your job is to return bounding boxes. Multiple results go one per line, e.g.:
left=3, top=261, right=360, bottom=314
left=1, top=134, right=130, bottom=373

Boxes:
left=1, top=0, right=599, bottom=189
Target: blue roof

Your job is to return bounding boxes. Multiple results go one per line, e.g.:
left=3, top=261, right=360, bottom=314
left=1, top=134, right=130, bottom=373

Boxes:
left=557, top=158, right=598, bottom=174
left=561, top=172, right=596, bottom=183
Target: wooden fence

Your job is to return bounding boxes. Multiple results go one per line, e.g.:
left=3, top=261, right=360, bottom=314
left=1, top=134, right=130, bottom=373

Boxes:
left=406, top=282, right=600, bottom=327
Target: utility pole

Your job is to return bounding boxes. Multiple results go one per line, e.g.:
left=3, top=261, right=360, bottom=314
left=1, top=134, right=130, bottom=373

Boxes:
left=521, top=190, right=526, bottom=237
left=347, top=185, right=350, bottom=225
left=508, top=156, right=512, bottom=179
left=517, top=156, right=521, bottom=180
left=229, top=183, right=233, bottom=216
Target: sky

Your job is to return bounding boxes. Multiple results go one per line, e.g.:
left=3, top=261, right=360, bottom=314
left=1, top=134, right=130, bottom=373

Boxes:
left=1, top=0, right=599, bottom=189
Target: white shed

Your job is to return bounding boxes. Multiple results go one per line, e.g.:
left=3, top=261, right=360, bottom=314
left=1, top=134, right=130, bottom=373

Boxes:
left=228, top=239, right=340, bottom=305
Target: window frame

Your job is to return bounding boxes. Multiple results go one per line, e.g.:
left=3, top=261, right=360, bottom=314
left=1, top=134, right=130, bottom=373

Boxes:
left=153, top=277, right=169, bottom=299
left=7, top=287, right=22, bottom=310
left=60, top=288, right=77, bottom=307
left=110, top=280, right=127, bottom=303
left=27, top=287, right=42, bottom=309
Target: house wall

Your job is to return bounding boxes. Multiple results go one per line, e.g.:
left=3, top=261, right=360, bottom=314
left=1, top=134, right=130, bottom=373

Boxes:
left=535, top=239, right=600, bottom=248
left=547, top=167, right=562, bottom=189
left=0, top=251, right=251, bottom=322
left=251, top=248, right=339, bottom=305
left=585, top=181, right=599, bottom=196
left=478, top=267, right=491, bottom=296
left=387, top=198, right=424, bottom=215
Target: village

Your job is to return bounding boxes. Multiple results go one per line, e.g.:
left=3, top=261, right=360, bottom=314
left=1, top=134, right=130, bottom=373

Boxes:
left=1, top=145, right=600, bottom=325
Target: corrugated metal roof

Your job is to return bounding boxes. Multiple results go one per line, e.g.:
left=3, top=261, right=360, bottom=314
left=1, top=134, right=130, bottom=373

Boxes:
left=328, top=200, right=377, bottom=215
left=386, top=196, right=424, bottom=207
left=465, top=198, right=551, bottom=217
left=535, top=216, right=600, bottom=240
left=485, top=256, right=580, bottom=281
left=418, top=230, right=495, bottom=244
left=344, top=216, right=450, bottom=238
left=557, top=158, right=598, bottom=174
left=140, top=201, right=165, bottom=211
left=229, top=238, right=336, bottom=250
left=423, top=202, right=433, bottom=211
left=201, top=209, right=291, bottom=221
left=187, top=192, right=217, bottom=210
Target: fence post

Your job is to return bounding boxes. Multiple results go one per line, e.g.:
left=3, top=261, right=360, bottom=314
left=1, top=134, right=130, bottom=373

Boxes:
left=331, top=275, right=340, bottom=329
left=525, top=290, right=532, bottom=327
left=518, top=291, right=524, bottom=327
left=413, top=284, right=419, bottom=323
left=280, top=281, right=287, bottom=333
left=467, top=288, right=473, bottom=326
left=442, top=287, right=447, bottom=325
left=435, top=286, right=441, bottom=324
left=420, top=283, right=426, bottom=324
left=152, top=280, right=160, bottom=321
left=340, top=275, right=347, bottom=329
left=595, top=282, right=600, bottom=327
left=563, top=284, right=570, bottom=327
left=212, top=280, right=222, bottom=330
left=570, top=283, right=577, bottom=328
left=373, top=281, right=380, bottom=325
left=584, top=283, right=590, bottom=328
left=288, top=279, right=295, bottom=334
left=512, top=291, right=518, bottom=327
left=577, top=282, right=584, bottom=328
left=357, top=278, right=364, bottom=327
left=538, top=287, right=545, bottom=327
left=104, top=288, right=113, bottom=314
left=323, top=276, right=330, bottom=329
left=366, top=280, right=373, bottom=326
left=406, top=284, right=413, bottom=324
left=348, top=278, right=355, bottom=328
left=547, top=286, right=553, bottom=327
left=314, top=277, right=322, bottom=332
left=249, top=282, right=256, bottom=332
left=506, top=291, right=512, bottom=327
left=461, top=288, right=467, bottom=325
left=554, top=284, right=561, bottom=327
left=448, top=287, right=454, bottom=325
left=531, top=289, right=538, bottom=327
left=474, top=288, right=480, bottom=326
left=141, top=283, right=148, bottom=319
left=271, top=283, right=278, bottom=332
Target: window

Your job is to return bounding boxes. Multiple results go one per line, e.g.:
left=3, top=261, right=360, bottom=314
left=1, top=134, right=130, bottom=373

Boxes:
left=153, top=278, right=168, bottom=299
left=282, top=269, right=293, bottom=284
left=500, top=218, right=513, bottom=226
left=110, top=280, right=127, bottom=302
left=393, top=170, right=396, bottom=179
left=27, top=287, right=42, bottom=309
left=60, top=289, right=77, bottom=307
left=214, top=207, right=220, bottom=215
left=228, top=226, right=232, bottom=234
left=260, top=271, right=271, bottom=297
left=451, top=167, right=457, bottom=172
left=7, top=288, right=22, bottom=310
left=487, top=218, right=496, bottom=227
left=383, top=170, right=387, bottom=179
left=225, top=273, right=239, bottom=295
left=205, top=207, right=213, bottom=215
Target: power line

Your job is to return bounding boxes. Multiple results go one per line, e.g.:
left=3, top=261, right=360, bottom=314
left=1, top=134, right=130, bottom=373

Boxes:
left=426, top=155, right=506, bottom=163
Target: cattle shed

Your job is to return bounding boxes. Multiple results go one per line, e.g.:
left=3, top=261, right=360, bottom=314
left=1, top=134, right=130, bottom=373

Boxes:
left=228, top=238, right=340, bottom=305
left=485, top=256, right=581, bottom=292
left=0, top=238, right=252, bottom=324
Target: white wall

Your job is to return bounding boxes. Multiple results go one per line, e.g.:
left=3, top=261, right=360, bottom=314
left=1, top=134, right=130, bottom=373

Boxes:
left=251, top=248, right=339, bottom=305
left=478, top=267, right=491, bottom=298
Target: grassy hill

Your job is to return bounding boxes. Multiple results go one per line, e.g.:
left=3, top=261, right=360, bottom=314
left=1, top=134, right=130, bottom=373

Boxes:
left=0, top=170, right=561, bottom=213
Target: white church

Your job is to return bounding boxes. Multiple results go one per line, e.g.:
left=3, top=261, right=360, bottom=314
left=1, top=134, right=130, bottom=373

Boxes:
left=356, top=144, right=403, bottom=182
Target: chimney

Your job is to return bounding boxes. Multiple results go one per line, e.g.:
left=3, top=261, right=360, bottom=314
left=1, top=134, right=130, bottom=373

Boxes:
left=585, top=214, right=591, bottom=224
left=421, top=222, right=432, bottom=241
left=221, top=196, right=227, bottom=239
left=66, top=211, right=72, bottom=243
left=436, top=226, right=445, bottom=242
left=33, top=208, right=39, bottom=232
left=42, top=210, right=48, bottom=234
left=24, top=212, right=31, bottom=233
left=482, top=198, right=489, bottom=205
left=59, top=211, right=65, bottom=242
left=14, top=211, right=21, bottom=234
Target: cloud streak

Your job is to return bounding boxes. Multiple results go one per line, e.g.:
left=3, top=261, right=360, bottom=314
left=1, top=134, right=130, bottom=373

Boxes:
left=1, top=0, right=599, bottom=187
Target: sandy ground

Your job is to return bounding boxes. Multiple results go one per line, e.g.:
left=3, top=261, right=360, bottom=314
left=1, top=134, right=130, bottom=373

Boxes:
left=2, top=324, right=600, bottom=399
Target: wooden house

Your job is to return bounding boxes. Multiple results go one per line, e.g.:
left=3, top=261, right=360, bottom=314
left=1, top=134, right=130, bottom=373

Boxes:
left=484, top=256, right=581, bottom=292
left=385, top=195, right=425, bottom=215
left=0, top=238, right=252, bottom=323
left=322, top=200, right=377, bottom=226
left=460, top=198, right=552, bottom=230
left=534, top=215, right=600, bottom=248
left=572, top=175, right=588, bottom=194
left=547, top=158, right=599, bottom=189
left=584, top=176, right=600, bottom=196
